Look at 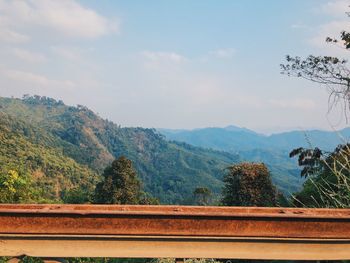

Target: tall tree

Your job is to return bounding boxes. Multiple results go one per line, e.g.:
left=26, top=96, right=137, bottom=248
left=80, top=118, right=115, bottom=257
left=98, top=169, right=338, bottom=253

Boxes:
left=221, top=163, right=278, bottom=207
left=193, top=187, right=212, bottom=206
left=94, top=156, right=142, bottom=205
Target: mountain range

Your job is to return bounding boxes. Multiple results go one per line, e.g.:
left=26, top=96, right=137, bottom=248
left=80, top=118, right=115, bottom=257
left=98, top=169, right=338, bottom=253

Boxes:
left=0, top=96, right=239, bottom=204
left=159, top=125, right=350, bottom=194
left=2, top=96, right=347, bottom=204
left=160, top=125, right=350, bottom=152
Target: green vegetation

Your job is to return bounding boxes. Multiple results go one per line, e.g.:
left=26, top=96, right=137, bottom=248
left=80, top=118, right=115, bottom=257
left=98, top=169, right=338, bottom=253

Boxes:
left=3, top=93, right=348, bottom=210
left=152, top=259, right=220, bottom=263
left=94, top=156, right=142, bottom=204
left=290, top=145, right=350, bottom=208
left=281, top=10, right=350, bottom=208
left=160, top=127, right=350, bottom=195
left=0, top=169, right=34, bottom=203
left=221, top=163, right=278, bottom=207
left=160, top=127, right=345, bottom=194
left=0, top=112, right=99, bottom=203
left=193, top=187, right=212, bottom=206
left=94, top=156, right=158, bottom=205
left=0, top=95, right=239, bottom=204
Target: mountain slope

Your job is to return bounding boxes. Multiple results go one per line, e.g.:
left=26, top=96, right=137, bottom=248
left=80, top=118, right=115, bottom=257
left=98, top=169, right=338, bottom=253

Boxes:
left=160, top=126, right=350, bottom=194
left=0, top=112, right=100, bottom=202
left=266, top=129, right=350, bottom=151
left=0, top=96, right=239, bottom=204
left=159, top=126, right=265, bottom=152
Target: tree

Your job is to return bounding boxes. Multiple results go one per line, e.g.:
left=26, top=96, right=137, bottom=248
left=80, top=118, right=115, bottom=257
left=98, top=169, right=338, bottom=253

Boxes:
left=94, top=156, right=142, bottom=204
left=62, top=187, right=92, bottom=204
left=221, top=163, right=278, bottom=207
left=193, top=187, right=212, bottom=206
left=94, top=156, right=159, bottom=205
left=290, top=144, right=350, bottom=208
left=281, top=12, right=350, bottom=120
left=281, top=9, right=350, bottom=208
left=0, top=169, right=36, bottom=203
left=281, top=55, right=350, bottom=119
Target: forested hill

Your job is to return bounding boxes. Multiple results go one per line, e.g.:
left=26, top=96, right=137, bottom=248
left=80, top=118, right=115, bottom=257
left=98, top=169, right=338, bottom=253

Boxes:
left=0, top=96, right=239, bottom=204
left=160, top=126, right=350, bottom=194
left=0, top=112, right=100, bottom=203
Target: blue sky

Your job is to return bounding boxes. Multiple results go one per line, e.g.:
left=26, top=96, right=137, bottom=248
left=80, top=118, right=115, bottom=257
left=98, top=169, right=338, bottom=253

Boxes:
left=0, top=0, right=349, bottom=133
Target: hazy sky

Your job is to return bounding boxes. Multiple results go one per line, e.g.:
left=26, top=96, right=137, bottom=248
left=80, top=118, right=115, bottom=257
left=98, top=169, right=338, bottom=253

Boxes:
left=0, top=0, right=349, bottom=133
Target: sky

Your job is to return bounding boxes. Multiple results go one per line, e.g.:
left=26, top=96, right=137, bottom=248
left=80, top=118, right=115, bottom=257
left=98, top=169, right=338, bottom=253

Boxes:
left=0, top=0, right=349, bottom=134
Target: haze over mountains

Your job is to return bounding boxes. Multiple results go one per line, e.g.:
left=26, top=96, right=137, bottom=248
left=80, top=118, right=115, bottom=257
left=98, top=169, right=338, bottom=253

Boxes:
left=160, top=125, right=350, bottom=152
left=2, top=95, right=349, bottom=204
left=159, top=125, right=350, bottom=195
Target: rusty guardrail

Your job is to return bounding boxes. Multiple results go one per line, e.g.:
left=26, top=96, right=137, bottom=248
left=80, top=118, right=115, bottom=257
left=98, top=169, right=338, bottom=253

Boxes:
left=0, top=204, right=350, bottom=260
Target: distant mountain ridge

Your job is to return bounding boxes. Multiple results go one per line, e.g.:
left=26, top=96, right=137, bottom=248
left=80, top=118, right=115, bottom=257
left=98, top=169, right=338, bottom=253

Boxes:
left=160, top=126, right=350, bottom=152
left=224, top=125, right=260, bottom=135
left=158, top=126, right=264, bottom=153
left=159, top=125, right=350, bottom=195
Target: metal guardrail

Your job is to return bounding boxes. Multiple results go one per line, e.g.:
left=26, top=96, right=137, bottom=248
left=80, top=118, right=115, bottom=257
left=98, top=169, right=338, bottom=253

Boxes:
left=0, top=204, right=350, bottom=260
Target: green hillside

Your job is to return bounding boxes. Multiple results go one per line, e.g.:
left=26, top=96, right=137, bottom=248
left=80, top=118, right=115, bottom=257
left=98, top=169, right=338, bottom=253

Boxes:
left=0, top=96, right=239, bottom=204
left=160, top=127, right=306, bottom=194
left=0, top=112, right=99, bottom=203
left=160, top=125, right=350, bottom=194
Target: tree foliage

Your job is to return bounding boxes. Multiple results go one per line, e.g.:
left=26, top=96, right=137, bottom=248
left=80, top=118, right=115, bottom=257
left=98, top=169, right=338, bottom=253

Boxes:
left=94, top=156, right=141, bottom=204
left=282, top=9, right=350, bottom=208
left=291, top=144, right=350, bottom=208
left=0, top=169, right=35, bottom=203
left=193, top=187, right=212, bottom=206
left=0, top=112, right=99, bottom=203
left=281, top=11, right=350, bottom=120
left=221, top=163, right=278, bottom=207
left=281, top=55, right=350, bottom=117
left=289, top=147, right=323, bottom=177
left=94, top=156, right=158, bottom=205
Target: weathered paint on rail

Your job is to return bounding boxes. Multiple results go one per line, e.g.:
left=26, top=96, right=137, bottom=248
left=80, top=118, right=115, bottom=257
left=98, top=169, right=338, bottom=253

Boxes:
left=0, top=204, right=350, bottom=259
left=0, top=204, right=350, bottom=218
left=0, top=204, right=349, bottom=239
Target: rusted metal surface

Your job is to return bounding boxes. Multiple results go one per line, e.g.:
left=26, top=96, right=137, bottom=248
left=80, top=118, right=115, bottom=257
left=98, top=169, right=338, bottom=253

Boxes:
left=1, top=203, right=350, bottom=218
left=0, top=204, right=349, bottom=239
left=0, top=204, right=350, bottom=259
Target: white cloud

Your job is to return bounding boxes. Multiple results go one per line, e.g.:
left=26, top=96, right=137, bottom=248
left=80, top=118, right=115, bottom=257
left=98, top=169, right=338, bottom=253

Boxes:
left=12, top=48, right=46, bottom=63
left=307, top=0, right=350, bottom=54
left=0, top=27, right=29, bottom=43
left=50, top=45, right=99, bottom=71
left=291, top=23, right=311, bottom=30
left=209, top=48, right=236, bottom=59
left=0, top=68, right=75, bottom=89
left=2, top=69, right=50, bottom=86
left=142, top=51, right=188, bottom=63
left=269, top=98, right=316, bottom=110
left=319, top=0, right=349, bottom=17
left=308, top=20, right=349, bottom=55
left=51, top=46, right=83, bottom=61
left=141, top=51, right=188, bottom=71
left=0, top=0, right=117, bottom=39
